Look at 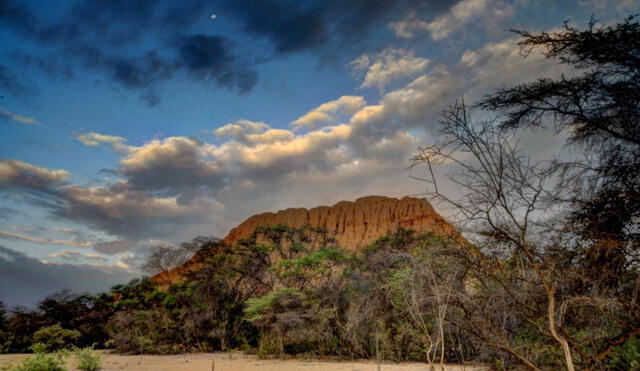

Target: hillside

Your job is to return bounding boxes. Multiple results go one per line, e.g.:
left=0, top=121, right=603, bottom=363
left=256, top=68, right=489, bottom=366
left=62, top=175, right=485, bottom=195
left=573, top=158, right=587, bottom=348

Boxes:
left=153, top=195, right=462, bottom=285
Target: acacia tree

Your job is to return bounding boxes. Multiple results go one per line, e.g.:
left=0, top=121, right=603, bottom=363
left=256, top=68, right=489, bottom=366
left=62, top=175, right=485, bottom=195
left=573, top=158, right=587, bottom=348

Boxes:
left=478, top=16, right=640, bottom=369
left=479, top=17, right=640, bottom=292
left=412, top=16, right=640, bottom=370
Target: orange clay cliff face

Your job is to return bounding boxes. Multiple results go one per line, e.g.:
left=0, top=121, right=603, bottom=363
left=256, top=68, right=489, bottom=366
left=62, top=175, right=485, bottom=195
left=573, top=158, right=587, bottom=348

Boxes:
left=223, top=195, right=459, bottom=249
left=152, top=195, right=461, bottom=285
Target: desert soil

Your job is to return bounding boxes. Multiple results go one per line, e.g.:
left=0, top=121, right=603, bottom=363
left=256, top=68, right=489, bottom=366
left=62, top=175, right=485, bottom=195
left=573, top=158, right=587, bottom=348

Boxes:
left=0, top=351, right=488, bottom=371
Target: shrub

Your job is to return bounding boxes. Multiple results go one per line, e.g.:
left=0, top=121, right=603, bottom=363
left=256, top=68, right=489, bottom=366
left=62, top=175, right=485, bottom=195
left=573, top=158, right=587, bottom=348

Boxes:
left=74, top=347, right=102, bottom=371
left=3, top=350, right=68, bottom=371
left=32, top=325, right=80, bottom=352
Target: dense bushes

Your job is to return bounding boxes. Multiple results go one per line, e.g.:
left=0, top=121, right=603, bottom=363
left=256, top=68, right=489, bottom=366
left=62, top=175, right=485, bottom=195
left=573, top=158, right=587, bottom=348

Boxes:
left=1, top=224, right=637, bottom=368
left=31, top=325, right=80, bottom=352
left=103, top=227, right=476, bottom=362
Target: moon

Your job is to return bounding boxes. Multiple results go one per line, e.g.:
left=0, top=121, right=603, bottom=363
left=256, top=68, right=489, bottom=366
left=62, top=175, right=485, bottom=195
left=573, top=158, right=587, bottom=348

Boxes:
left=210, top=13, right=217, bottom=20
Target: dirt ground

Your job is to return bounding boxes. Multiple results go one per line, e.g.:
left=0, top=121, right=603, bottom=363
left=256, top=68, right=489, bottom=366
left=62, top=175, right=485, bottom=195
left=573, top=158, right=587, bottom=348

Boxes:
left=0, top=351, right=488, bottom=371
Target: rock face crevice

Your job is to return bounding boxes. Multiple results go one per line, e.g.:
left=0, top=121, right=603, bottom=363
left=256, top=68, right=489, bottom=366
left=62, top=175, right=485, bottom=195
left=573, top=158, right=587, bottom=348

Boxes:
left=222, top=195, right=459, bottom=249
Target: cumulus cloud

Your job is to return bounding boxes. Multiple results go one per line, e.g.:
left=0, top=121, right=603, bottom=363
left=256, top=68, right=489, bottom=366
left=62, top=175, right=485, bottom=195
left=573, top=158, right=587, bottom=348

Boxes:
left=0, top=36, right=570, bottom=258
left=390, top=0, right=514, bottom=40
left=56, top=184, right=225, bottom=241
left=0, top=107, right=40, bottom=125
left=0, top=159, right=69, bottom=190
left=213, top=120, right=270, bottom=140
left=242, top=129, right=296, bottom=146
left=0, top=157, right=225, bottom=248
left=292, top=96, right=365, bottom=130
left=350, top=49, right=429, bottom=91
left=119, top=137, right=225, bottom=196
left=346, top=37, right=565, bottom=138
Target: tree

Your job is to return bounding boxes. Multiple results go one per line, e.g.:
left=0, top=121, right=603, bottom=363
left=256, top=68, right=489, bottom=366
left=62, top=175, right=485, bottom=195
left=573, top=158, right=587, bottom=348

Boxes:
left=413, top=100, right=578, bottom=369
left=478, top=16, right=640, bottom=369
left=0, top=301, right=8, bottom=352
left=142, top=236, right=218, bottom=286
left=412, top=16, right=640, bottom=368
left=32, top=324, right=81, bottom=352
left=478, top=17, right=640, bottom=292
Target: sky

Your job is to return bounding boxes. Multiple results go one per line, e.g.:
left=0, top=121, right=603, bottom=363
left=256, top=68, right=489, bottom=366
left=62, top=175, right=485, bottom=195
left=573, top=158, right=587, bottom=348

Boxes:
left=0, top=0, right=638, bottom=307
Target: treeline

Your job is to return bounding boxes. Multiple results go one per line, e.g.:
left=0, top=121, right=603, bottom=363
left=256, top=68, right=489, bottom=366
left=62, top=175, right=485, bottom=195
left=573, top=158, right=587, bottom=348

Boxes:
left=0, top=226, right=637, bottom=369
left=0, top=291, right=112, bottom=353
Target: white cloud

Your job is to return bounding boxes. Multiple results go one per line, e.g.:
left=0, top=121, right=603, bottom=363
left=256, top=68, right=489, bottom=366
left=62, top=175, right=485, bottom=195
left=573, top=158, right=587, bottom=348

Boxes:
left=243, top=129, right=295, bottom=145
left=389, top=13, right=430, bottom=39
left=84, top=253, right=107, bottom=261
left=213, top=119, right=269, bottom=140
left=390, top=0, right=514, bottom=40
left=49, top=249, right=83, bottom=260
left=0, top=230, right=92, bottom=248
left=0, top=107, right=40, bottom=125
left=460, top=37, right=571, bottom=93
left=350, top=49, right=429, bottom=91
left=0, top=159, right=69, bottom=189
left=75, top=132, right=128, bottom=150
left=292, top=96, right=365, bottom=130
left=0, top=35, right=571, bottom=254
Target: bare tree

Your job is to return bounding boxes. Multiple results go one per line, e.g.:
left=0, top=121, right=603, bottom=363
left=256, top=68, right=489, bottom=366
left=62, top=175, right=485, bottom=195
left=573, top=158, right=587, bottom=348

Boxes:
left=411, top=100, right=578, bottom=370
left=142, top=245, right=192, bottom=284
left=386, top=243, right=458, bottom=370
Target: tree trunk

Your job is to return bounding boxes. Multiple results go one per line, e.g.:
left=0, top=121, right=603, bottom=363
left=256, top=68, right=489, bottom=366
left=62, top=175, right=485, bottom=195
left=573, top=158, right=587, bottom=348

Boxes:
left=546, top=286, right=575, bottom=371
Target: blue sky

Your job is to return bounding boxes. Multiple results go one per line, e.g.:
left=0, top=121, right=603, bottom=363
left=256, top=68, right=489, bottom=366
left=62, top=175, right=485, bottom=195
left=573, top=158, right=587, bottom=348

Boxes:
left=0, top=0, right=638, bottom=307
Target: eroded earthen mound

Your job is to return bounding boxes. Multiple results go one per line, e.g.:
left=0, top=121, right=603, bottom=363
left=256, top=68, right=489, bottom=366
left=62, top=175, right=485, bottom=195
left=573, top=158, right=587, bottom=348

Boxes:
left=152, top=195, right=460, bottom=286
left=223, top=195, right=458, bottom=249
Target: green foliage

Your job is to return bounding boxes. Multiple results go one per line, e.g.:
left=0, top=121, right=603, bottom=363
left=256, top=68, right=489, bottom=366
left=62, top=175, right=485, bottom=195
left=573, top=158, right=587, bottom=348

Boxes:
left=3, top=350, right=68, bottom=371
left=107, top=309, right=185, bottom=354
left=245, top=288, right=303, bottom=322
left=31, top=325, right=80, bottom=352
left=605, top=336, right=640, bottom=370
left=74, top=347, right=102, bottom=371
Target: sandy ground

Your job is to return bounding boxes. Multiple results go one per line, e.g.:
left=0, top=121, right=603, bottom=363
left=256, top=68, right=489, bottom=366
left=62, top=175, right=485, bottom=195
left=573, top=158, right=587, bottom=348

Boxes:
left=0, top=351, right=488, bottom=371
